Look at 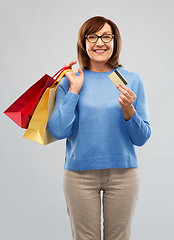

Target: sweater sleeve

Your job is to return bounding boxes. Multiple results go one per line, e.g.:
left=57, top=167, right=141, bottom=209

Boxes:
left=47, top=84, right=79, bottom=140
left=125, top=75, right=151, bottom=146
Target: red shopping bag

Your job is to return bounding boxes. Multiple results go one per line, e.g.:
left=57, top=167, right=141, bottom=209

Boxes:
left=4, top=67, right=71, bottom=128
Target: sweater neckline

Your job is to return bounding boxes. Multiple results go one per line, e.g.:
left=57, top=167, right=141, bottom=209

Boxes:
left=83, top=67, right=120, bottom=76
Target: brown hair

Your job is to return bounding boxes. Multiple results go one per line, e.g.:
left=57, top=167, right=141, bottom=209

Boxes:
left=77, top=16, right=123, bottom=70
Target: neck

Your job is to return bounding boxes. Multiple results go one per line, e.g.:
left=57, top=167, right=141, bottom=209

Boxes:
left=89, top=62, right=113, bottom=72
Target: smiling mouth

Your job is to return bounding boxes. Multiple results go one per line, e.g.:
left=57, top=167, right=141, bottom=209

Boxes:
left=93, top=49, right=107, bottom=53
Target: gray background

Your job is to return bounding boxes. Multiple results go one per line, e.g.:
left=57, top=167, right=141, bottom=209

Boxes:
left=1, top=0, right=173, bottom=239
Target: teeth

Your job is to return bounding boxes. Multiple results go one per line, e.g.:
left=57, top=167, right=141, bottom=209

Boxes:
left=94, top=50, right=106, bottom=52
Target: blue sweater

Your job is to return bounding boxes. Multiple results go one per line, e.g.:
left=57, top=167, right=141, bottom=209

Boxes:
left=47, top=67, right=151, bottom=171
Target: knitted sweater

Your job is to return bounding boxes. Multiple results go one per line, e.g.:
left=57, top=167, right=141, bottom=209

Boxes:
left=47, top=67, right=151, bottom=171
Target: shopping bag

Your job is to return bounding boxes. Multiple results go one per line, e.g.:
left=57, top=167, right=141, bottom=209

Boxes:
left=3, top=67, right=71, bottom=128
left=23, top=69, right=72, bottom=145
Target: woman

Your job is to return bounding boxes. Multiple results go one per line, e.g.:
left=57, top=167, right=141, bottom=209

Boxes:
left=47, top=16, right=151, bottom=240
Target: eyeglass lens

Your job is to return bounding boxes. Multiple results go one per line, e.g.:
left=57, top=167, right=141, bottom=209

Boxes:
left=87, top=34, right=113, bottom=43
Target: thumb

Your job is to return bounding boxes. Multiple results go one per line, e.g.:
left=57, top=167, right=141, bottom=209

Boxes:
left=78, top=67, right=84, bottom=76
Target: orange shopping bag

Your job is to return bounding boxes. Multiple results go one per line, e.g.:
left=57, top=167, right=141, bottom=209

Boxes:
left=23, top=69, right=72, bottom=145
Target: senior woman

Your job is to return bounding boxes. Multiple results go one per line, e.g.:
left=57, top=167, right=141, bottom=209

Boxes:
left=47, top=16, right=151, bottom=240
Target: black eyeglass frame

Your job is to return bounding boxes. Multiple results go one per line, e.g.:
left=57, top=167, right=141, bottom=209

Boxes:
left=85, top=34, right=114, bottom=43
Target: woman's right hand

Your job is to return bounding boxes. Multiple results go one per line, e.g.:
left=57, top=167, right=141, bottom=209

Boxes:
left=63, top=60, right=84, bottom=95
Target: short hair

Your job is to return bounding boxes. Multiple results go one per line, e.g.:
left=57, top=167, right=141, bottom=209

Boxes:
left=77, top=16, right=123, bottom=70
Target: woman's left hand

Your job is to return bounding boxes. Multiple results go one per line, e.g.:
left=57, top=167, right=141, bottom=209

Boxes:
left=116, top=84, right=136, bottom=121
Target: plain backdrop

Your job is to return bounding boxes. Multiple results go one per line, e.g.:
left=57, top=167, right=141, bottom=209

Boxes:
left=1, top=0, right=174, bottom=239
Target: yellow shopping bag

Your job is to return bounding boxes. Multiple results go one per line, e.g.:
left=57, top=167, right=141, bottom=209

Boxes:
left=23, top=69, right=72, bottom=145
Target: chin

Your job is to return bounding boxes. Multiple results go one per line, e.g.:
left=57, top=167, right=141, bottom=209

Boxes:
left=93, top=58, right=110, bottom=64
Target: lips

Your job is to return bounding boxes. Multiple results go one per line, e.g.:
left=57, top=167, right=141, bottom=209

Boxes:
left=93, top=49, right=107, bottom=55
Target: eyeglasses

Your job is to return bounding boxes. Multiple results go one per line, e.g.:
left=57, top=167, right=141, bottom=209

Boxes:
left=85, top=34, right=114, bottom=43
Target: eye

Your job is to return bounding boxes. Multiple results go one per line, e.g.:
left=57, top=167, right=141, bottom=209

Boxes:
left=88, top=35, right=97, bottom=40
left=102, top=34, right=112, bottom=39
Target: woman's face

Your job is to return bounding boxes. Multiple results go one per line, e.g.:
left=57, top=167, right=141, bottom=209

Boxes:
left=85, top=23, right=114, bottom=68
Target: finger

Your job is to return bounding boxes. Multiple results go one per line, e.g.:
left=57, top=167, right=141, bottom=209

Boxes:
left=119, top=93, right=129, bottom=105
left=118, top=96, right=126, bottom=107
left=66, top=60, right=77, bottom=68
left=65, top=70, right=75, bottom=78
left=117, top=85, right=136, bottom=102
left=116, top=85, right=132, bottom=100
left=78, top=67, right=84, bottom=76
left=117, top=84, right=134, bottom=97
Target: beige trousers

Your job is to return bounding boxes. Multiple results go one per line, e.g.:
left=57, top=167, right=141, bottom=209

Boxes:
left=63, top=168, right=140, bottom=240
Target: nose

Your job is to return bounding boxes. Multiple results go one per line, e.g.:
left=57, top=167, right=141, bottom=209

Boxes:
left=96, top=37, right=104, bottom=45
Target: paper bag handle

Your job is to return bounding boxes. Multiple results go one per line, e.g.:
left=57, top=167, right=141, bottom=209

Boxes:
left=52, top=69, right=73, bottom=91
left=52, top=66, right=71, bottom=79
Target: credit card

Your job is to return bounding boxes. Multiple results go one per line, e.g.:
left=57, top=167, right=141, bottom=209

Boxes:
left=109, top=69, right=128, bottom=86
